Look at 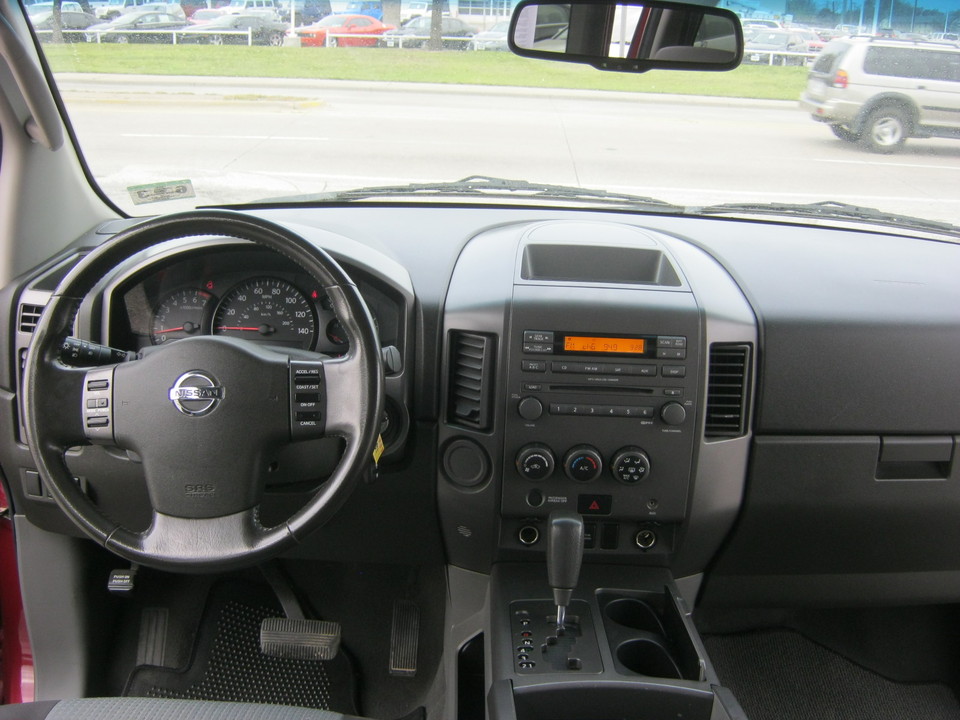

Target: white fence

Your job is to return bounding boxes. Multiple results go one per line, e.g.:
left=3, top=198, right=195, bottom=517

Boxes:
left=36, top=28, right=259, bottom=45
left=744, top=49, right=817, bottom=65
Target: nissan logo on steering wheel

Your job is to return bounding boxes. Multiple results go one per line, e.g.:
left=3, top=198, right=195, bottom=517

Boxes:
left=168, top=371, right=224, bottom=416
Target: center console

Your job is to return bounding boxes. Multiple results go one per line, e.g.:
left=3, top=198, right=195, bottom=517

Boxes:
left=438, top=220, right=757, bottom=719
left=487, top=563, right=746, bottom=720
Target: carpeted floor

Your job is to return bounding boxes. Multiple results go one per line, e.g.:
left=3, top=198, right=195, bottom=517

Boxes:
left=704, top=629, right=960, bottom=720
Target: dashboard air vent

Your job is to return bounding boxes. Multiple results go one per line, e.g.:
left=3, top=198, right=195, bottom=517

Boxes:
left=705, top=343, right=751, bottom=438
left=448, top=332, right=496, bottom=431
left=18, top=304, right=45, bottom=334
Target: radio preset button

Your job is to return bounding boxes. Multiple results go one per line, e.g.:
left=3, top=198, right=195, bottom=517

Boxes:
left=657, top=336, right=687, bottom=348
left=521, top=360, right=546, bottom=372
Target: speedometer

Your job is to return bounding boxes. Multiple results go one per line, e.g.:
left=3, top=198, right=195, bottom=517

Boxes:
left=212, top=277, right=317, bottom=350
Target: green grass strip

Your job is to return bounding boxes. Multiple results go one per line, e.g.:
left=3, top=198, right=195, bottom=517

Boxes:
left=42, top=43, right=808, bottom=100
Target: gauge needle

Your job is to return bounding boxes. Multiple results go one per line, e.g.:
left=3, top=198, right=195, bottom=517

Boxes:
left=217, top=325, right=276, bottom=335
left=153, top=322, right=199, bottom=335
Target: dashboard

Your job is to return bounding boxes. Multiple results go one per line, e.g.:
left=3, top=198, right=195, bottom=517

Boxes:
left=3, top=205, right=960, bottom=606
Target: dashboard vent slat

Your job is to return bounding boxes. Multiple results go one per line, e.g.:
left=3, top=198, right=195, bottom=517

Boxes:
left=18, top=304, right=45, bottom=334
left=705, top=343, right=751, bottom=438
left=448, top=332, right=496, bottom=431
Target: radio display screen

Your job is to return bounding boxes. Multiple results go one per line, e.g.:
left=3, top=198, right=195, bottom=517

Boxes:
left=563, top=335, right=647, bottom=355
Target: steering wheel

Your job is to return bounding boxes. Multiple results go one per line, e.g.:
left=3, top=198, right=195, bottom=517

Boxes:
left=22, top=210, right=384, bottom=572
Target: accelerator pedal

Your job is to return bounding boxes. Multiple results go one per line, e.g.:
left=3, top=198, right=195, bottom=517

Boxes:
left=389, top=599, right=420, bottom=677
left=259, top=617, right=342, bottom=661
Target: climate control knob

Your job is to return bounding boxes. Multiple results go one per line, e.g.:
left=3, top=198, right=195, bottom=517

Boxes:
left=611, top=447, right=651, bottom=484
left=563, top=445, right=603, bottom=482
left=660, top=402, right=687, bottom=426
left=516, top=444, right=555, bottom=481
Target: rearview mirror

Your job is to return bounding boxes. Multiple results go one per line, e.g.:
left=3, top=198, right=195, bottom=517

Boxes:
left=508, top=0, right=743, bottom=73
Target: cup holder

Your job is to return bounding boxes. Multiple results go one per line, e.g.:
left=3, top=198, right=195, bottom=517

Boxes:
left=599, top=591, right=702, bottom=681
left=604, top=598, right=666, bottom=635
left=615, top=637, right=683, bottom=680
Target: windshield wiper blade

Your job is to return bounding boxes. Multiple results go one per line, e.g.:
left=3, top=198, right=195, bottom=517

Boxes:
left=694, top=200, right=960, bottom=238
left=263, top=176, right=683, bottom=211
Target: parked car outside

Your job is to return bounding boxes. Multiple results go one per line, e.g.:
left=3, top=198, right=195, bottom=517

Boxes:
left=279, top=0, right=330, bottom=25
left=177, top=12, right=286, bottom=43
left=221, top=0, right=280, bottom=20
left=742, top=18, right=782, bottom=29
left=469, top=19, right=509, bottom=51
left=381, top=14, right=476, bottom=49
left=743, top=29, right=811, bottom=64
left=188, top=7, right=227, bottom=23
left=800, top=36, right=960, bottom=152
left=84, top=10, right=188, bottom=41
left=793, top=27, right=824, bottom=52
left=343, top=0, right=381, bottom=20
left=94, top=0, right=184, bottom=20
left=29, top=7, right=98, bottom=35
left=294, top=13, right=393, bottom=46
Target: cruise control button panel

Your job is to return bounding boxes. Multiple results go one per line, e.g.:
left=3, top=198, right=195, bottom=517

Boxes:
left=290, top=361, right=326, bottom=439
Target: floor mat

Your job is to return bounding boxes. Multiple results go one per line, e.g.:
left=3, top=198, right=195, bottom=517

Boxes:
left=125, top=582, right=359, bottom=714
left=704, top=629, right=960, bottom=720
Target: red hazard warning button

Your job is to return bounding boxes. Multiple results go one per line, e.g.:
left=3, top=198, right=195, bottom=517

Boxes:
left=577, top=494, right=612, bottom=515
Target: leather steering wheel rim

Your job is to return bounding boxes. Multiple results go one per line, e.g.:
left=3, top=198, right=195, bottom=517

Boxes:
left=22, top=210, right=384, bottom=572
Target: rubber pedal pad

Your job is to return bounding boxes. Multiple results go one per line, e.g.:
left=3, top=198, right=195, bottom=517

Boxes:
left=259, top=617, right=341, bottom=661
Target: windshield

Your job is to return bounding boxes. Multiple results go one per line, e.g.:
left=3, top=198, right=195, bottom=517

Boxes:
left=32, top=0, right=960, bottom=227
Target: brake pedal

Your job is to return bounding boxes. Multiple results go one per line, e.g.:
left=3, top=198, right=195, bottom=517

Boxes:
left=259, top=617, right=341, bottom=661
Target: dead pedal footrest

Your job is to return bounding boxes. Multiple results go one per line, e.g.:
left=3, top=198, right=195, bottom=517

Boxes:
left=259, top=617, right=341, bottom=661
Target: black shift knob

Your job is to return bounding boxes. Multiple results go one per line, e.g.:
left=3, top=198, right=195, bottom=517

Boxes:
left=547, top=510, right=584, bottom=610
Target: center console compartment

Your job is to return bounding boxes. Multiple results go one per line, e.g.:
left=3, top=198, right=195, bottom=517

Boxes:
left=488, top=564, right=746, bottom=720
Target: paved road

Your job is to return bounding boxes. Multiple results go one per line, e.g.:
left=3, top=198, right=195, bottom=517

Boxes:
left=58, top=74, right=960, bottom=224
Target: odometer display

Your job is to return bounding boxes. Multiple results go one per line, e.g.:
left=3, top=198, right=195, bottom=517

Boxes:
left=213, top=277, right=317, bottom=350
left=563, top=335, right=646, bottom=354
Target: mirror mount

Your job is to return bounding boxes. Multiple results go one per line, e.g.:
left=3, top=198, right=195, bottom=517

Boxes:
left=508, top=0, right=744, bottom=73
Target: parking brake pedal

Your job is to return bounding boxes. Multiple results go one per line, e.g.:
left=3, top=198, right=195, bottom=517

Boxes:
left=260, top=617, right=341, bottom=661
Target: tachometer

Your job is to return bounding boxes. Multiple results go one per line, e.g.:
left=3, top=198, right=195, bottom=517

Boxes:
left=151, top=288, right=215, bottom=345
left=213, top=277, right=317, bottom=350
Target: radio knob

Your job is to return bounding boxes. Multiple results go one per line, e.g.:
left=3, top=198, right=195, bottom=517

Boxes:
left=517, top=396, right=544, bottom=421
left=516, top=444, right=555, bottom=481
left=564, top=445, right=603, bottom=482
left=660, top=402, right=687, bottom=426
left=611, top=447, right=651, bottom=484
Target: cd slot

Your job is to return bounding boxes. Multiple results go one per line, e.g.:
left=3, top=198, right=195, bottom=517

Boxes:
left=548, top=385, right=656, bottom=395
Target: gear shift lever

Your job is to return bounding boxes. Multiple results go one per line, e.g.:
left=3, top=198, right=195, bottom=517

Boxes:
left=546, top=510, right=584, bottom=633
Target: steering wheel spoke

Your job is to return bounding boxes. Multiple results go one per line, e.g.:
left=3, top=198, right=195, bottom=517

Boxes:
left=111, top=507, right=287, bottom=571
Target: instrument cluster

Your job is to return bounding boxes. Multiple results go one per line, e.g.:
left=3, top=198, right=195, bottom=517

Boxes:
left=108, top=245, right=400, bottom=356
